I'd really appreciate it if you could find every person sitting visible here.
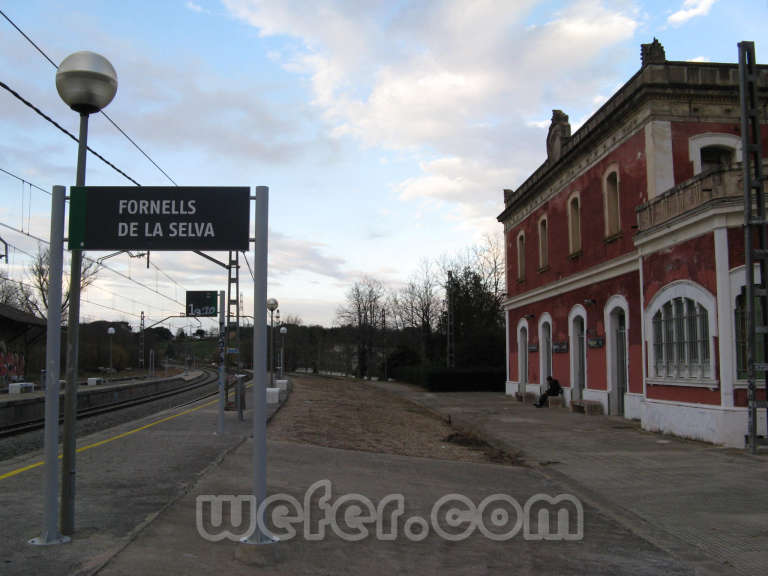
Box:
[534,376,561,407]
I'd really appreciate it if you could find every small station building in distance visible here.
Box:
[497,39,768,447]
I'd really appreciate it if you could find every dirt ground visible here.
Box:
[268,374,521,465]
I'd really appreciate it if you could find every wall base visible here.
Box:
[624,392,644,420]
[642,399,767,448]
[583,388,608,414]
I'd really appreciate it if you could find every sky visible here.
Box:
[0,0,764,334]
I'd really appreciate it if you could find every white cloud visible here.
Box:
[688,56,710,62]
[667,0,717,26]
[224,0,640,237]
[185,2,206,14]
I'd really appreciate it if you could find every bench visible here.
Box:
[547,396,565,408]
[571,399,604,415]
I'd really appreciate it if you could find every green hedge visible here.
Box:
[391,366,505,392]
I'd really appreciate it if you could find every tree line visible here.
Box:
[280,235,507,387]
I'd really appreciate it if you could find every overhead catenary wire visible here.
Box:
[0,8,177,186]
[0,167,52,196]
[0,80,140,186]
[0,222,184,307]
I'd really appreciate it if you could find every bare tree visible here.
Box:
[0,270,23,308]
[20,246,100,321]
[336,276,386,377]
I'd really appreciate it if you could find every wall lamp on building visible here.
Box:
[583,298,597,306]
[524,313,535,319]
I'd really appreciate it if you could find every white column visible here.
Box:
[714,227,733,407]
[505,309,510,385]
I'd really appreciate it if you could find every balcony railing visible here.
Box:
[636,166,750,231]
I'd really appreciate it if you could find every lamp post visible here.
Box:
[266,299,278,386]
[280,326,287,379]
[56,51,118,537]
[107,326,115,372]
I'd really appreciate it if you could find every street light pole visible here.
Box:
[56,51,117,537]
[107,326,115,372]
[266,299,278,387]
[280,326,287,379]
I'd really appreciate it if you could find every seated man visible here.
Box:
[534,376,561,407]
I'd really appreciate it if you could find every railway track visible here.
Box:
[0,368,221,439]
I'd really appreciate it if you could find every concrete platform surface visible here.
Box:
[369,381,768,576]
[0,381,284,576]
[98,440,691,576]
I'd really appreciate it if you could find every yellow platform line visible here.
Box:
[0,394,223,482]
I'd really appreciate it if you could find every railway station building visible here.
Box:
[498,39,768,447]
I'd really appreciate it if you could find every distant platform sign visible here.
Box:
[186,291,218,317]
[68,186,250,250]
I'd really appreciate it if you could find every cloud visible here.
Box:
[269,230,349,280]
[224,0,640,236]
[667,0,717,26]
[185,2,207,14]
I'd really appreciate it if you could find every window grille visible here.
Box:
[651,297,710,379]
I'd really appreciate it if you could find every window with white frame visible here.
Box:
[603,169,620,237]
[538,216,548,269]
[568,194,581,254]
[651,297,710,379]
[517,232,526,281]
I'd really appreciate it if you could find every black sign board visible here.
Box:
[588,337,604,349]
[527,344,538,352]
[553,341,569,353]
[69,187,250,250]
[186,291,218,317]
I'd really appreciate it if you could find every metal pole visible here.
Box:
[269,310,274,386]
[280,332,285,378]
[61,112,89,536]
[217,290,226,435]
[244,186,270,544]
[30,185,68,545]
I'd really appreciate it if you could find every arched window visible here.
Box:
[538,216,548,269]
[603,169,620,238]
[568,194,581,255]
[517,232,526,281]
[649,289,713,380]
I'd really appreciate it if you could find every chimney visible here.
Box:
[641,38,666,66]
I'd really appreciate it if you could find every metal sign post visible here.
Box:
[243,186,272,545]
[217,290,226,435]
[29,185,68,546]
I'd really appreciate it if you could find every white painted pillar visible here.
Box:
[714,227,733,407]
[505,309,510,386]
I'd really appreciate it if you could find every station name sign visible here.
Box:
[68,186,250,251]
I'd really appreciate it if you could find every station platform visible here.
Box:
[0,380,285,576]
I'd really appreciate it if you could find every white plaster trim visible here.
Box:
[516,317,530,393]
[639,255,647,398]
[503,252,638,310]
[567,191,581,254]
[604,294,630,415]
[602,164,621,237]
[714,227,733,407]
[642,398,763,448]
[568,304,588,399]
[538,312,553,387]
[688,132,743,175]
[645,120,674,200]
[538,214,549,269]
[517,230,526,282]
[646,378,719,388]
[624,392,644,420]
[583,388,608,414]
[634,205,743,255]
[505,310,510,384]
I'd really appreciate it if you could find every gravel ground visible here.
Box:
[268,374,522,465]
[0,380,219,461]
